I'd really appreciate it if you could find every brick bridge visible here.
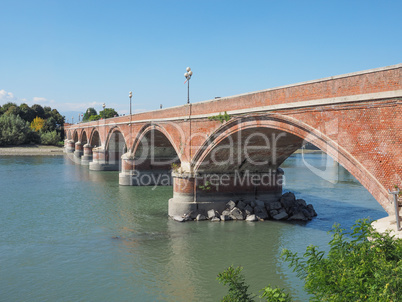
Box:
[64,64,401,217]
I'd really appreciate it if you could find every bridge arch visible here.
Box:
[193,113,391,213]
[132,123,182,166]
[89,128,101,147]
[72,130,78,143]
[105,127,127,165]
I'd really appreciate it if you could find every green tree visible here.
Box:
[217,266,254,302]
[0,102,18,115]
[282,219,402,301]
[31,104,45,119]
[99,108,118,119]
[89,114,101,121]
[19,103,36,122]
[49,109,64,125]
[0,114,32,146]
[40,130,61,145]
[42,117,57,132]
[83,107,98,121]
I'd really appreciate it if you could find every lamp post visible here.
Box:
[184,67,193,104]
[129,91,133,127]
[72,116,74,124]
[102,103,106,119]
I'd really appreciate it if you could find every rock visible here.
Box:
[307,204,317,216]
[207,209,218,219]
[195,214,206,221]
[254,199,265,208]
[296,199,307,207]
[244,205,254,215]
[269,209,278,217]
[229,207,244,220]
[173,216,185,222]
[246,214,258,222]
[226,200,237,210]
[222,209,231,216]
[266,201,282,211]
[273,211,289,220]
[280,192,296,211]
[288,212,308,221]
[250,200,256,208]
[237,200,247,210]
[211,217,221,222]
[254,206,269,220]
[220,215,232,221]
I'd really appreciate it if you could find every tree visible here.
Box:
[0,102,18,115]
[40,130,61,145]
[30,116,45,132]
[0,114,32,146]
[42,117,57,132]
[89,114,101,121]
[99,108,118,119]
[50,109,64,125]
[83,107,98,121]
[282,219,402,301]
[217,266,254,302]
[19,103,36,122]
[31,104,45,119]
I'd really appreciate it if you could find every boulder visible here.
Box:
[211,217,221,222]
[229,207,244,220]
[296,199,307,207]
[172,216,185,222]
[237,200,247,210]
[288,212,308,221]
[246,214,258,222]
[222,209,231,216]
[220,215,232,221]
[266,201,282,211]
[207,209,218,219]
[195,214,207,221]
[250,200,256,208]
[272,211,289,220]
[244,205,254,216]
[254,199,265,208]
[226,200,237,210]
[269,209,279,217]
[307,204,317,216]
[254,206,269,220]
[280,192,296,211]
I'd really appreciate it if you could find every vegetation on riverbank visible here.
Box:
[217,219,402,301]
[0,102,64,146]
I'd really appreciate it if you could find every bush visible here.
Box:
[217,266,254,302]
[0,114,32,146]
[282,219,402,301]
[40,131,61,145]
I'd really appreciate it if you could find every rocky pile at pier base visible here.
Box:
[172,192,317,222]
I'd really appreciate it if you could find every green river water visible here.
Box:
[0,153,387,301]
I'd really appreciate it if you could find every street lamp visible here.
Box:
[129,91,132,116]
[184,67,193,104]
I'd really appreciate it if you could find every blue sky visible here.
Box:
[1,0,401,120]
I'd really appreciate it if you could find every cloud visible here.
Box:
[0,89,16,104]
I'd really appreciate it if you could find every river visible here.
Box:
[0,152,387,301]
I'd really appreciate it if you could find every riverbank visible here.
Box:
[0,145,64,156]
[372,215,402,239]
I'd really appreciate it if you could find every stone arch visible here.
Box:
[72,130,78,143]
[132,123,181,172]
[105,127,127,165]
[193,113,391,213]
[89,129,101,147]
[81,130,88,145]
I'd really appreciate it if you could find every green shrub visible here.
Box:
[0,114,32,146]
[282,219,402,301]
[40,131,61,145]
[217,266,254,302]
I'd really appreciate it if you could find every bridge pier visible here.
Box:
[168,169,284,217]
[81,144,93,165]
[89,147,119,171]
[65,139,75,153]
[73,141,83,163]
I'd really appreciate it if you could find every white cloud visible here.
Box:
[0,89,16,104]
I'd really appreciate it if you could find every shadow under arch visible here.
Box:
[104,126,127,167]
[89,128,101,148]
[192,113,391,214]
[123,123,181,186]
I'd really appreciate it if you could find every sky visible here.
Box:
[1,0,401,121]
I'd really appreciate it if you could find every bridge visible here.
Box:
[64,64,402,217]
